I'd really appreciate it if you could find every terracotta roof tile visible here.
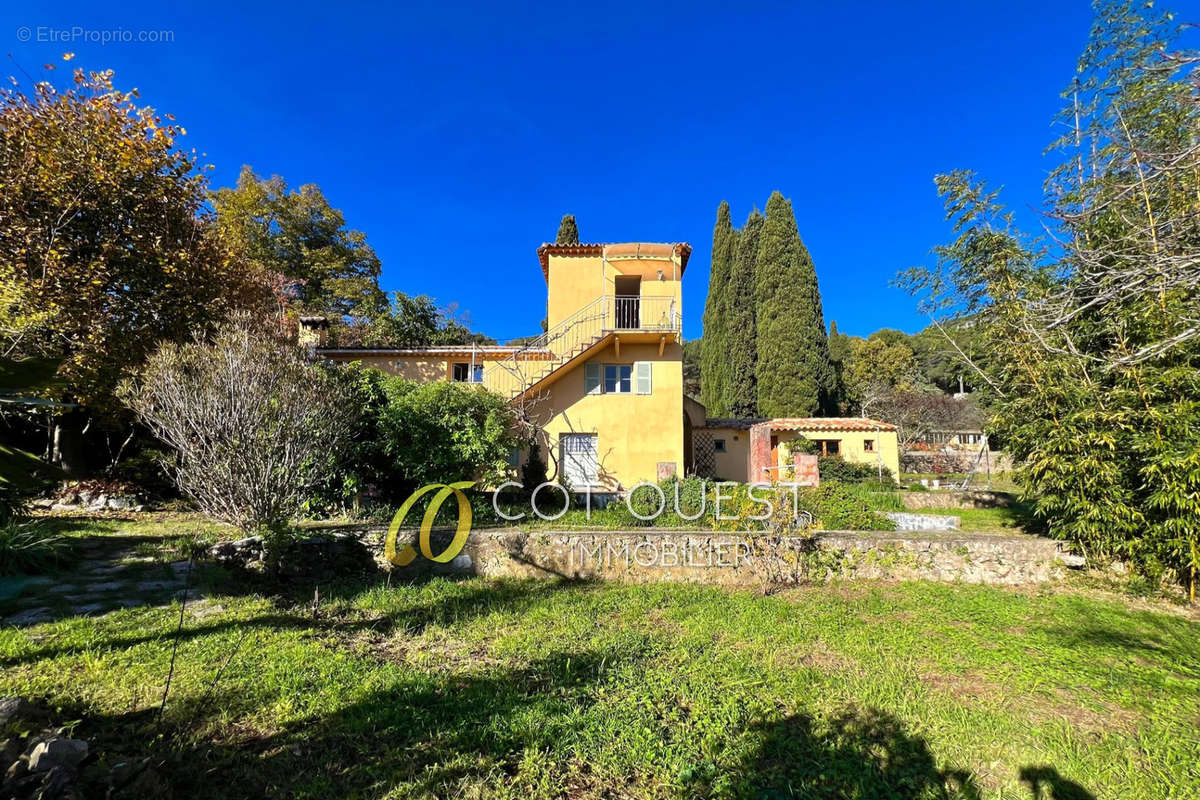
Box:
[764,418,897,432]
[536,242,692,280]
[703,417,897,432]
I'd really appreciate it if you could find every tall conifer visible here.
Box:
[754,192,833,416]
[700,201,735,415]
[555,214,579,244]
[723,209,763,417]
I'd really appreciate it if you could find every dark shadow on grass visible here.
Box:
[723,706,986,799]
[78,647,637,799]
[1020,766,1097,800]
[1,575,581,668]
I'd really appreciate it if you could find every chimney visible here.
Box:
[298,315,330,353]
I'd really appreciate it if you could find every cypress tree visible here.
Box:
[555,214,579,244]
[723,209,763,418]
[754,192,834,417]
[700,201,735,416]
[827,319,852,414]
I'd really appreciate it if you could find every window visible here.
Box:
[586,362,650,395]
[506,447,521,468]
[714,438,727,453]
[604,364,632,394]
[815,439,840,456]
[863,439,875,452]
[452,362,483,383]
[561,434,599,487]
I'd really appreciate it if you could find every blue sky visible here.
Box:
[4,1,1099,340]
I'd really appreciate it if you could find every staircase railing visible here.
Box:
[483,294,679,399]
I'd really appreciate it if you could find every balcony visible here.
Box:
[481,294,680,399]
[609,295,678,332]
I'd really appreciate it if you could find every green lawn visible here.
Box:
[2,521,1198,799]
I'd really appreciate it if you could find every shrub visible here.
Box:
[0,521,67,575]
[818,455,893,485]
[120,315,354,534]
[798,483,897,531]
[612,475,711,528]
[304,365,392,514]
[375,376,518,498]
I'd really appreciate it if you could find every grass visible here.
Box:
[2,518,1198,799]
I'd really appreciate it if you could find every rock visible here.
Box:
[106,496,139,510]
[1058,552,1086,568]
[81,581,127,592]
[30,498,54,509]
[28,738,88,772]
[0,697,26,726]
[4,754,29,783]
[39,764,85,798]
[6,608,53,626]
[134,580,183,592]
[209,536,265,566]
[50,503,78,512]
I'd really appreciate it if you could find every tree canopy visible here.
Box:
[0,66,267,416]
[899,0,1200,584]
[700,202,735,416]
[755,192,834,417]
[213,165,386,320]
[555,214,580,245]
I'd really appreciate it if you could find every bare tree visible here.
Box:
[120,315,354,533]
[874,390,981,449]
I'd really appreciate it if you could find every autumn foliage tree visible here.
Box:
[0,63,268,469]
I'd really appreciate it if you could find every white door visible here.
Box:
[561,434,598,488]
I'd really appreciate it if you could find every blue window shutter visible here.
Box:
[585,362,602,394]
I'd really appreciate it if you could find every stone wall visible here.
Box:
[899,490,1015,510]
[368,527,1065,587]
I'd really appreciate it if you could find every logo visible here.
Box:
[384,481,475,566]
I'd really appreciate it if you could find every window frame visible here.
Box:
[603,364,633,394]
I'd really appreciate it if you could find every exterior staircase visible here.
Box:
[483,294,678,400]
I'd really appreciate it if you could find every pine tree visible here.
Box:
[754,192,834,417]
[555,214,579,244]
[700,201,735,416]
[723,209,762,418]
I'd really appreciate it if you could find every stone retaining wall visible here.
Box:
[899,490,1014,510]
[370,528,1064,587]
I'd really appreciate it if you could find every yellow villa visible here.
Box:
[313,241,900,491]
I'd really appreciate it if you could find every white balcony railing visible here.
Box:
[482,294,679,399]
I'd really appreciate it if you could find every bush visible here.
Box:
[612,475,711,528]
[798,483,897,531]
[818,455,893,485]
[0,521,67,575]
[375,376,519,498]
[304,365,392,514]
[120,315,354,534]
